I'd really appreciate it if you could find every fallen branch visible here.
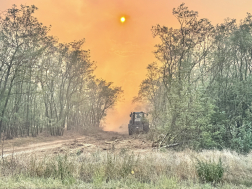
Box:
[159,132,169,146]
[161,143,180,148]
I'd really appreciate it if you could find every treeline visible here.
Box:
[0,5,122,139]
[137,3,252,153]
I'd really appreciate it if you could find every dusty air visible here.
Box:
[0,1,251,188]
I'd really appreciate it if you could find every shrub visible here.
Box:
[196,158,224,183]
[27,154,75,184]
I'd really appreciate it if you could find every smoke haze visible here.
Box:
[1,0,252,131]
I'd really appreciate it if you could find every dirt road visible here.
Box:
[1,129,153,157]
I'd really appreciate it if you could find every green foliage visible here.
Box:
[119,153,137,178]
[230,122,252,154]
[136,3,252,153]
[28,155,75,184]
[0,4,123,138]
[196,158,224,183]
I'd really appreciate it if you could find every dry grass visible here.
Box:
[0,148,252,188]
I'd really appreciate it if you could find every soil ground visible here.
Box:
[0,128,153,157]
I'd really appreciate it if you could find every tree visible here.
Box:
[0,5,53,137]
[142,3,214,146]
[137,4,252,153]
[0,4,123,138]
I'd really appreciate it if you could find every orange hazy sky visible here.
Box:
[1,0,252,131]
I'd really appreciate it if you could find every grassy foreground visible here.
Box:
[0,148,252,188]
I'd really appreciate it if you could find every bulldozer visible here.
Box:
[128,112,149,135]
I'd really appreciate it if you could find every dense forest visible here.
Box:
[2,3,252,154]
[137,3,252,153]
[0,5,123,139]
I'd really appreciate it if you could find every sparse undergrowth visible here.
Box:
[0,149,252,188]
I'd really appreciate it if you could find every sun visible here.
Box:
[120,16,126,23]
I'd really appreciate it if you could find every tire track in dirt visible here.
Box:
[1,130,153,157]
[2,137,84,157]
